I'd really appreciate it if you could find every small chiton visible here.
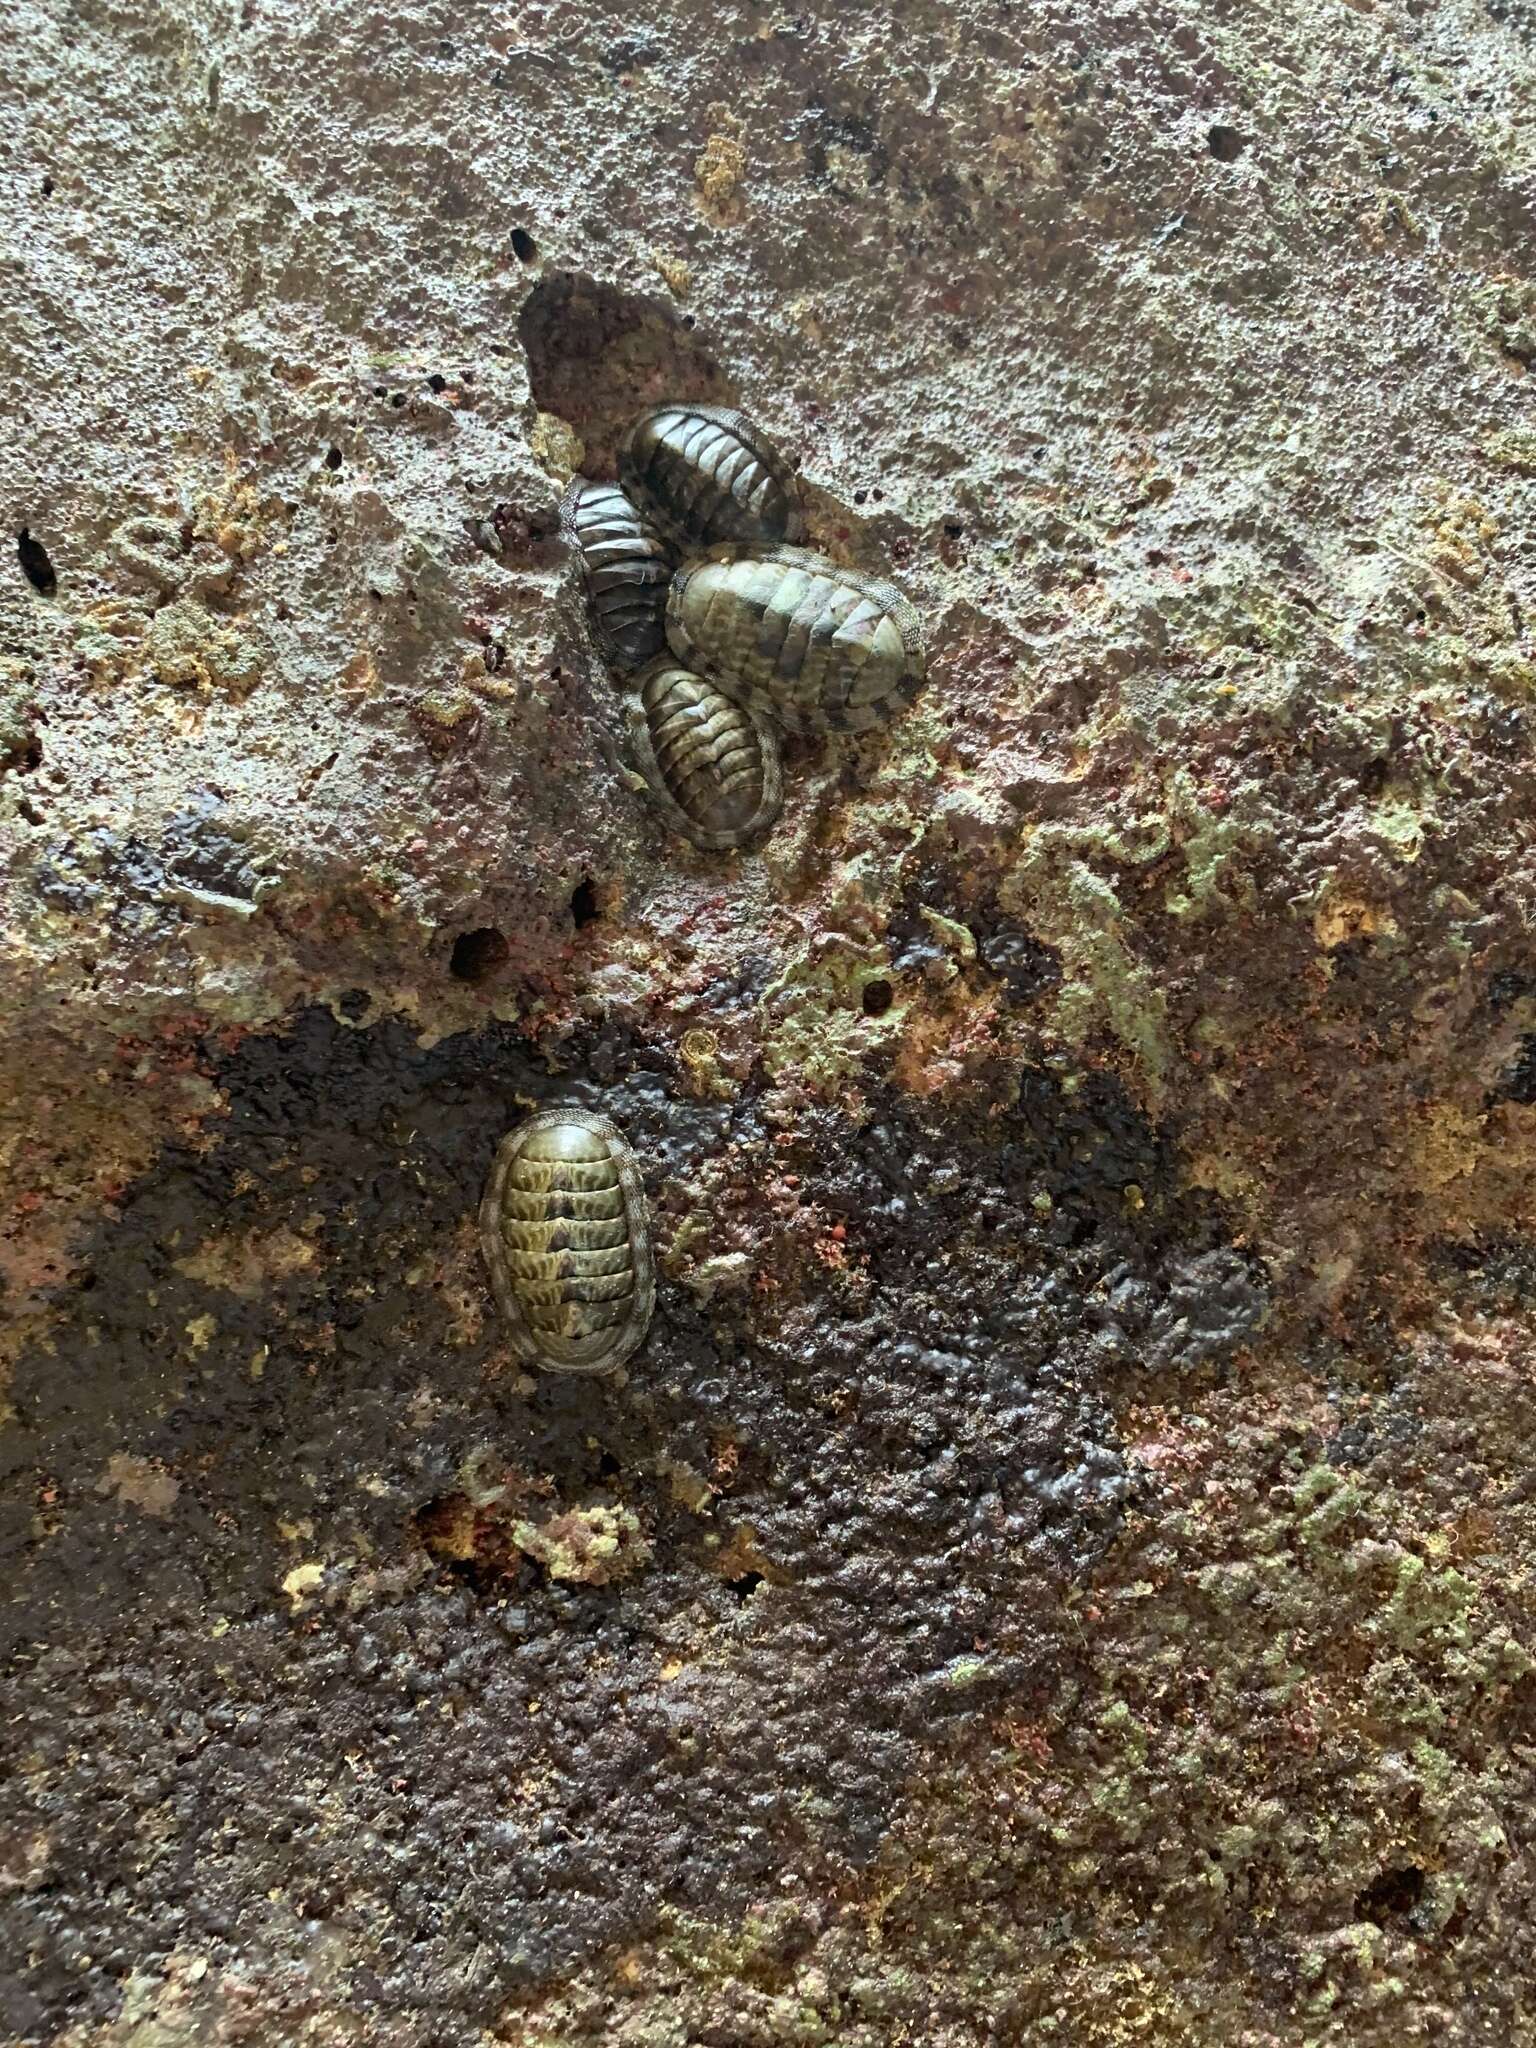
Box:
[561,477,674,672]
[621,404,804,549]
[666,543,927,734]
[624,657,783,851]
[480,1109,653,1374]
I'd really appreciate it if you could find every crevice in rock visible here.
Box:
[516,270,735,474]
[17,527,57,596]
[450,927,511,983]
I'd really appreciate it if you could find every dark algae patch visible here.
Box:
[0,1007,1256,2042]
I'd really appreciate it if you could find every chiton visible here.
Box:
[666,543,927,734]
[480,1109,653,1374]
[621,404,804,549]
[625,657,783,851]
[561,477,674,671]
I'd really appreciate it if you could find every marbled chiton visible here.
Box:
[625,656,783,850]
[561,477,674,671]
[480,1110,653,1374]
[666,542,926,734]
[622,403,804,549]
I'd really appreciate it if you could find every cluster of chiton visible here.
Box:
[561,402,928,853]
[482,410,926,1372]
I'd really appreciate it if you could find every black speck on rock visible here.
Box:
[1495,1033,1536,1104]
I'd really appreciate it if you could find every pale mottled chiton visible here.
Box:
[480,1110,653,1374]
[621,404,804,549]
[666,543,926,734]
[625,657,783,851]
[561,477,674,672]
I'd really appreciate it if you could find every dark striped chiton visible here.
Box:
[666,543,927,734]
[621,404,804,549]
[624,657,783,851]
[561,477,674,672]
[480,1110,653,1374]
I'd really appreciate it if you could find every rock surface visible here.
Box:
[4,0,1536,2041]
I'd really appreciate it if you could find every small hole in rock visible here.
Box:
[1208,124,1245,162]
[415,1492,519,1594]
[1497,1035,1536,1105]
[323,445,342,470]
[17,529,56,596]
[570,878,600,929]
[427,373,446,393]
[726,1571,764,1601]
[40,175,54,196]
[1355,1865,1425,1927]
[449,927,510,983]
[862,979,894,1016]
[943,521,964,540]
[511,227,538,264]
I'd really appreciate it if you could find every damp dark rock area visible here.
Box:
[0,1007,1254,2040]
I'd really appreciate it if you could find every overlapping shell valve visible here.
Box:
[491,404,928,1372]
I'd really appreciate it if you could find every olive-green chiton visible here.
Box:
[561,477,674,672]
[666,542,927,734]
[625,656,783,851]
[480,1110,654,1374]
[622,403,804,549]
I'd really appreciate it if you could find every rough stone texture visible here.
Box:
[4,0,1536,2042]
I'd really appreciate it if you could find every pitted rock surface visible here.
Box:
[6,0,1536,2042]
